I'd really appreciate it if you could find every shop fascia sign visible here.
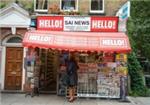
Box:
[37,16,118,32]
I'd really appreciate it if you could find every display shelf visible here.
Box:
[39,49,57,91]
[57,72,66,96]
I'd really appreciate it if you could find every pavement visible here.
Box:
[128,97,150,105]
[0,93,150,105]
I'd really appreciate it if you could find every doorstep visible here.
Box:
[39,91,57,94]
[1,90,25,94]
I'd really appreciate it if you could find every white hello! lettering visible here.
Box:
[102,39,125,46]
[39,20,62,28]
[29,35,51,42]
[92,20,116,29]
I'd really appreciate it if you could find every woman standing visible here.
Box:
[66,53,79,102]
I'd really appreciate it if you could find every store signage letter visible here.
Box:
[101,39,126,46]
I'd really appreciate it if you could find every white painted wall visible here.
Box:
[0,3,30,91]
[1,46,6,90]
[0,46,2,89]
[22,47,27,91]
[0,11,30,27]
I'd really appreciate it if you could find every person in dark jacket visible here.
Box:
[66,53,79,102]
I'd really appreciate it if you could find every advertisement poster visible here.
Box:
[116,54,127,62]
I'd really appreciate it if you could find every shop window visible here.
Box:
[90,0,104,13]
[34,0,48,12]
[145,75,150,88]
[7,37,22,43]
[61,0,78,11]
[140,60,150,75]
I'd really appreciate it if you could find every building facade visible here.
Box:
[0,3,30,90]
[0,0,129,97]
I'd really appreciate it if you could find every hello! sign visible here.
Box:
[37,16,118,32]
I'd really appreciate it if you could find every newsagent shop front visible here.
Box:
[23,16,131,98]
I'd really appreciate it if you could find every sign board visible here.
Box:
[30,19,37,27]
[37,16,118,32]
[64,17,90,31]
[91,17,118,32]
[116,1,130,20]
[116,1,130,32]
[37,16,63,31]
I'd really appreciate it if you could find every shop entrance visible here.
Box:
[39,49,59,93]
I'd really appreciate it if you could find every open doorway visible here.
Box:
[39,49,59,93]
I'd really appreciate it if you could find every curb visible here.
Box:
[127,96,144,105]
[127,96,137,105]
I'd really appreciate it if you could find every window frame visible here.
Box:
[60,0,78,12]
[2,35,22,47]
[144,75,150,88]
[7,37,22,43]
[90,0,104,13]
[34,0,48,12]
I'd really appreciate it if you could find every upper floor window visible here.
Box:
[34,0,48,12]
[61,0,78,11]
[90,0,104,13]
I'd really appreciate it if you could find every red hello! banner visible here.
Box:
[37,16,118,32]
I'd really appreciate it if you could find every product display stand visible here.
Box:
[57,71,66,95]
[58,52,127,99]
[119,76,130,102]
[77,53,121,98]
[24,63,35,97]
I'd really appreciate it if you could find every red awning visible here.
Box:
[23,30,131,53]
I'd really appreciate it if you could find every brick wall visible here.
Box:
[105,0,128,16]
[1,0,128,16]
[47,0,128,16]
[0,28,27,41]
